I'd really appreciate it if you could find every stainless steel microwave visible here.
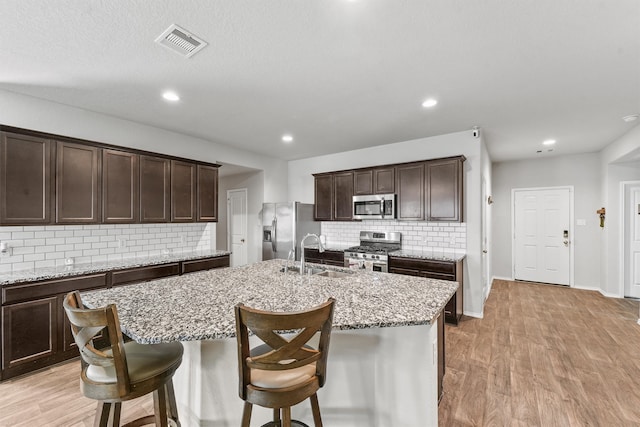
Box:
[353,194,396,220]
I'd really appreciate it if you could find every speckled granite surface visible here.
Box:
[81,259,457,344]
[389,249,466,262]
[0,250,231,286]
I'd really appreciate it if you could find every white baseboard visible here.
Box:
[463,310,483,319]
[598,289,624,298]
[491,276,513,282]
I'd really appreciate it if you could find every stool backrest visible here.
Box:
[235,298,336,399]
[63,291,130,397]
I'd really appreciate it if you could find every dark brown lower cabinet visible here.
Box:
[388,256,464,324]
[303,249,345,267]
[181,255,230,274]
[0,255,230,381]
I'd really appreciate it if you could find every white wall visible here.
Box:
[480,139,493,299]
[288,130,486,318]
[491,153,603,289]
[600,124,640,296]
[0,89,288,202]
[217,171,264,265]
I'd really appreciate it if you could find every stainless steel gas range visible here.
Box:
[344,231,401,273]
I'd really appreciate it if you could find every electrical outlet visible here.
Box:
[180,235,186,245]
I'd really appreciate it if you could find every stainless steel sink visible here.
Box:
[280,266,353,278]
[313,270,353,278]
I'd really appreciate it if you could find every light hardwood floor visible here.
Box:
[439,279,640,426]
[1,279,639,426]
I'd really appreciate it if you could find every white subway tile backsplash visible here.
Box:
[321,220,466,251]
[0,223,213,272]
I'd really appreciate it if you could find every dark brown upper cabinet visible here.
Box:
[396,163,424,220]
[333,171,354,221]
[171,160,196,222]
[314,174,333,221]
[140,155,171,223]
[197,164,218,222]
[0,132,52,225]
[102,149,138,223]
[56,141,100,224]
[426,157,464,222]
[374,167,395,194]
[353,167,395,196]
[353,169,373,195]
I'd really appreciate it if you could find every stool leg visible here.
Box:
[241,402,252,427]
[154,386,169,427]
[94,402,111,427]
[109,403,122,427]
[310,393,323,427]
[273,408,281,424]
[165,380,180,425]
[282,407,292,427]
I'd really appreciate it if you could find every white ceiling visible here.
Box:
[0,1,638,163]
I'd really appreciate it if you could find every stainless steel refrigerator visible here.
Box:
[262,202,320,261]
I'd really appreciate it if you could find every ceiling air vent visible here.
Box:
[155,24,208,58]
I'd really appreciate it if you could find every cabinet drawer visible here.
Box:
[181,256,229,274]
[2,274,108,305]
[388,257,456,277]
[304,249,344,263]
[111,263,180,286]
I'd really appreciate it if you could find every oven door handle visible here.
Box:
[380,199,385,219]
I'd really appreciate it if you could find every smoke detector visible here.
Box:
[155,24,208,58]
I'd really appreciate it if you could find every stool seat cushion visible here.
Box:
[86,341,183,384]
[250,362,316,389]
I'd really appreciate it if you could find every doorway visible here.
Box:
[512,187,573,286]
[227,188,248,267]
[622,181,640,298]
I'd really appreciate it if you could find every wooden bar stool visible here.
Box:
[234,298,336,427]
[63,291,183,427]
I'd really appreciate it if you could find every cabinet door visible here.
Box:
[374,167,395,194]
[396,163,424,220]
[56,141,100,223]
[197,164,218,222]
[103,149,138,223]
[353,169,373,195]
[0,132,52,224]
[333,172,354,221]
[171,160,196,222]
[314,174,333,221]
[140,155,170,223]
[426,157,463,222]
[2,297,58,373]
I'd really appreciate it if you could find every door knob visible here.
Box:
[241,239,245,243]
[482,249,487,253]
[563,240,569,246]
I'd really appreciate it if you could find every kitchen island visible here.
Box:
[82,259,457,427]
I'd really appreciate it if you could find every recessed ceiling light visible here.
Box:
[162,91,180,102]
[282,135,293,143]
[421,98,438,108]
[623,114,639,122]
[543,139,556,146]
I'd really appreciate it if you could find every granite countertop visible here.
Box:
[81,259,457,344]
[389,249,466,262]
[0,250,231,286]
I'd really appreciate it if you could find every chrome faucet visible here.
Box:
[299,233,324,276]
[284,249,295,273]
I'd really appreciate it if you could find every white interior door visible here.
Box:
[482,176,489,300]
[624,183,640,298]
[227,189,248,267]
[513,187,572,285]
